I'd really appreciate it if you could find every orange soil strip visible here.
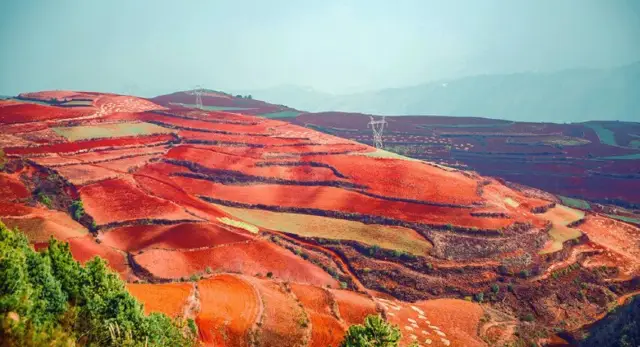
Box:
[127,282,193,317]
[0,103,92,124]
[31,146,167,167]
[79,178,197,225]
[174,178,512,229]
[0,202,34,217]
[167,145,349,182]
[290,283,346,347]
[579,215,640,277]
[55,164,119,186]
[1,209,87,243]
[101,222,253,252]
[133,163,227,220]
[66,235,129,275]
[196,275,260,346]
[304,154,482,205]
[243,277,307,347]
[330,289,378,326]
[5,134,174,156]
[134,240,339,287]
[139,112,273,134]
[0,173,29,201]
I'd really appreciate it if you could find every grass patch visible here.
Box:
[53,122,173,141]
[559,196,591,210]
[258,110,301,119]
[213,204,433,257]
[539,205,584,254]
[216,216,259,234]
[585,123,617,146]
[504,197,520,208]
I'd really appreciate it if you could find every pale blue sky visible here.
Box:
[1,0,639,96]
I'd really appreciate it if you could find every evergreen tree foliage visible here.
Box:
[0,221,196,346]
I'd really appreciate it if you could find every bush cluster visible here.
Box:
[0,221,196,346]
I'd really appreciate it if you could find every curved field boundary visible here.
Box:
[148,110,260,125]
[212,203,433,257]
[199,196,509,236]
[5,134,176,157]
[127,282,194,318]
[255,161,349,179]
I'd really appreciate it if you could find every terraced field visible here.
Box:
[1,90,639,346]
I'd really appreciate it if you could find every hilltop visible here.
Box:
[1,90,639,346]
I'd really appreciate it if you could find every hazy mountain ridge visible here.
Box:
[247,62,640,123]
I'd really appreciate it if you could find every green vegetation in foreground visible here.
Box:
[340,314,403,347]
[0,221,196,346]
[605,214,640,225]
[579,296,640,347]
[559,196,592,210]
[53,122,173,141]
[585,123,617,146]
[258,110,301,119]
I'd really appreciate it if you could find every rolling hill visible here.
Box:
[1,90,639,346]
[244,61,640,123]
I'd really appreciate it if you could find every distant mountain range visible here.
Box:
[242,61,640,123]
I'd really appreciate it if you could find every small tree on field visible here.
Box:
[340,314,401,347]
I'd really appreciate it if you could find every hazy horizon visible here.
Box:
[1,0,639,97]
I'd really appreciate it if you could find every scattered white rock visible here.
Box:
[408,318,417,323]
[424,339,432,345]
[441,338,451,346]
[405,326,414,331]
[435,330,446,337]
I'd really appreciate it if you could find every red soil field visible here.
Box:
[0,209,87,243]
[166,145,348,182]
[173,178,514,229]
[306,154,482,205]
[95,154,158,172]
[101,223,253,252]
[133,164,227,220]
[139,112,273,134]
[0,202,34,217]
[196,275,260,346]
[134,240,339,287]
[0,103,93,124]
[127,282,193,318]
[0,122,50,135]
[290,283,346,347]
[55,164,119,186]
[5,134,174,156]
[79,178,197,225]
[178,130,315,146]
[412,299,485,346]
[66,235,129,275]
[0,173,29,201]
[93,95,165,113]
[329,289,378,326]
[243,277,307,347]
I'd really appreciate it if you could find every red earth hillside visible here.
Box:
[1,90,639,346]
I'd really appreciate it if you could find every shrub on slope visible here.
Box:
[0,221,196,346]
[340,314,403,347]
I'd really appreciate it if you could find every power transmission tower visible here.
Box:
[367,116,388,149]
[193,85,203,109]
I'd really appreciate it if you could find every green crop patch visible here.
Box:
[53,122,173,141]
[606,214,640,225]
[259,111,301,119]
[559,196,591,210]
[585,123,617,146]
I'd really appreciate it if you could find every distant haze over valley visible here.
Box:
[239,61,640,123]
